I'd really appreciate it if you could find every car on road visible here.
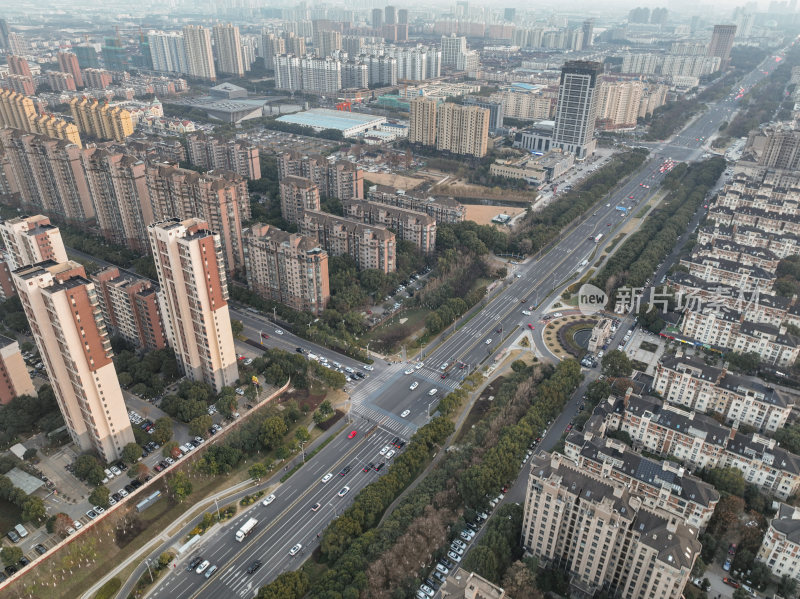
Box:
[521,310,531,315]
[374,463,384,472]
[338,486,350,497]
[262,494,276,506]
[410,381,418,390]
[428,388,438,396]
[379,445,390,455]
[401,409,410,417]
[247,559,263,573]
[415,362,423,370]
[321,472,333,483]
[311,502,321,512]
[404,368,414,375]
[527,323,534,330]
[386,450,396,459]
[289,544,302,556]
[205,565,218,579]
[553,312,563,318]
[363,462,375,472]
[275,329,284,335]
[244,358,253,366]
[339,465,352,476]
[196,560,210,574]
[348,430,357,439]
[485,338,492,345]
[187,556,203,571]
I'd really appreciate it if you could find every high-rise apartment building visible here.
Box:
[314,29,342,59]
[213,23,245,77]
[300,56,342,93]
[148,31,189,74]
[372,8,383,29]
[366,55,397,86]
[69,97,134,142]
[0,19,9,51]
[522,452,700,599]
[385,6,396,25]
[397,9,409,42]
[277,152,363,201]
[12,259,135,462]
[91,267,166,352]
[409,97,438,146]
[436,103,490,158]
[57,52,84,88]
[261,32,285,71]
[301,210,396,273]
[0,215,68,270]
[279,176,321,225]
[284,31,306,56]
[46,71,76,92]
[0,335,35,404]
[274,54,302,91]
[441,34,466,68]
[82,68,113,90]
[243,224,330,315]
[342,200,436,253]
[552,60,602,159]
[186,132,261,179]
[7,55,31,78]
[582,19,595,49]
[6,74,35,96]
[342,61,369,89]
[708,24,737,67]
[183,25,217,80]
[148,218,237,393]
[0,89,37,131]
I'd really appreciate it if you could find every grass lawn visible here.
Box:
[360,306,429,353]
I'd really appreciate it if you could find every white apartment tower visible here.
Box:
[183,25,217,81]
[148,218,237,393]
[0,214,68,270]
[148,31,189,74]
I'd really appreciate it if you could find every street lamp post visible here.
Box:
[146,559,154,583]
[300,442,306,463]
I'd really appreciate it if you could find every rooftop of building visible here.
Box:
[245,223,326,254]
[304,210,395,240]
[276,108,386,132]
[768,503,800,545]
[439,567,506,598]
[621,394,731,447]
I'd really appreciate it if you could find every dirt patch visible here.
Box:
[279,388,325,412]
[362,171,425,190]
[431,179,536,203]
[465,204,527,226]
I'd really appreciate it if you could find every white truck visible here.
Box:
[235,517,258,542]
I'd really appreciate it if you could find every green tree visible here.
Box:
[74,454,105,486]
[167,472,193,502]
[779,574,797,598]
[162,441,180,458]
[705,467,746,496]
[158,552,174,568]
[248,463,268,481]
[231,319,244,337]
[89,485,110,508]
[189,414,213,438]
[152,417,173,445]
[21,495,46,523]
[601,350,633,378]
[260,416,287,449]
[1,546,22,567]
[256,570,309,599]
[733,589,750,599]
[121,442,143,464]
[295,427,311,444]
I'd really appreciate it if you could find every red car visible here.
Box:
[348,430,357,439]
[628,195,634,199]
[723,578,740,589]
[527,324,535,330]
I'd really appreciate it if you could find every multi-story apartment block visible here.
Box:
[7,55,31,78]
[757,503,800,583]
[145,163,250,273]
[183,25,216,81]
[698,222,800,261]
[0,259,16,299]
[680,305,800,367]
[301,210,396,272]
[342,199,436,253]
[596,80,643,129]
[147,31,189,75]
[341,61,368,90]
[0,89,81,145]
[69,97,134,142]
[367,185,466,223]
[489,87,556,121]
[91,266,166,352]
[436,103,489,158]
[653,353,792,432]
[81,68,113,90]
[0,334,34,404]
[564,432,719,530]
[690,241,780,273]
[678,255,777,292]
[4,74,35,96]
[57,51,84,88]
[213,24,244,77]
[522,452,700,599]
[277,152,363,201]
[273,54,302,91]
[12,259,135,462]
[603,392,800,500]
[186,132,261,180]
[261,32,285,71]
[243,224,330,315]
[148,218,237,393]
[279,176,321,225]
[46,71,76,92]
[300,56,342,94]
[409,96,438,147]
[0,214,68,270]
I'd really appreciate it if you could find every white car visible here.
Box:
[460,529,475,541]
[338,486,350,497]
[404,368,414,375]
[410,382,418,390]
[447,551,462,562]
[428,388,438,396]
[196,560,210,574]
[401,409,410,418]
[450,544,464,556]
[262,493,276,506]
[73,520,82,530]
[521,310,531,315]
[110,466,121,476]
[485,338,492,345]
[321,473,333,483]
[235,388,245,396]
[553,312,563,318]
[415,362,423,370]
[363,365,374,371]
[379,445,390,455]
[386,450,396,459]
[419,585,435,598]
[452,539,466,550]
[289,543,302,556]
[275,329,284,335]
[436,563,449,575]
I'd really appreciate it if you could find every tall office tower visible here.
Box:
[552,60,602,159]
[300,56,342,93]
[91,267,166,352]
[57,51,84,88]
[385,6,397,25]
[213,23,244,77]
[284,31,306,56]
[148,31,189,74]
[441,34,467,68]
[436,103,490,158]
[148,219,237,393]
[0,215,68,270]
[183,25,216,81]
[409,97,438,146]
[243,224,330,315]
[0,335,34,404]
[279,176,321,224]
[372,8,383,29]
[314,29,342,58]
[145,164,250,273]
[261,32,285,70]
[0,19,9,51]
[397,9,409,41]
[69,97,134,142]
[708,25,737,67]
[522,453,700,599]
[274,54,302,91]
[7,55,31,77]
[12,259,135,462]
[582,19,595,49]
[504,8,516,22]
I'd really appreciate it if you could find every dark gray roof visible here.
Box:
[726,432,800,474]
